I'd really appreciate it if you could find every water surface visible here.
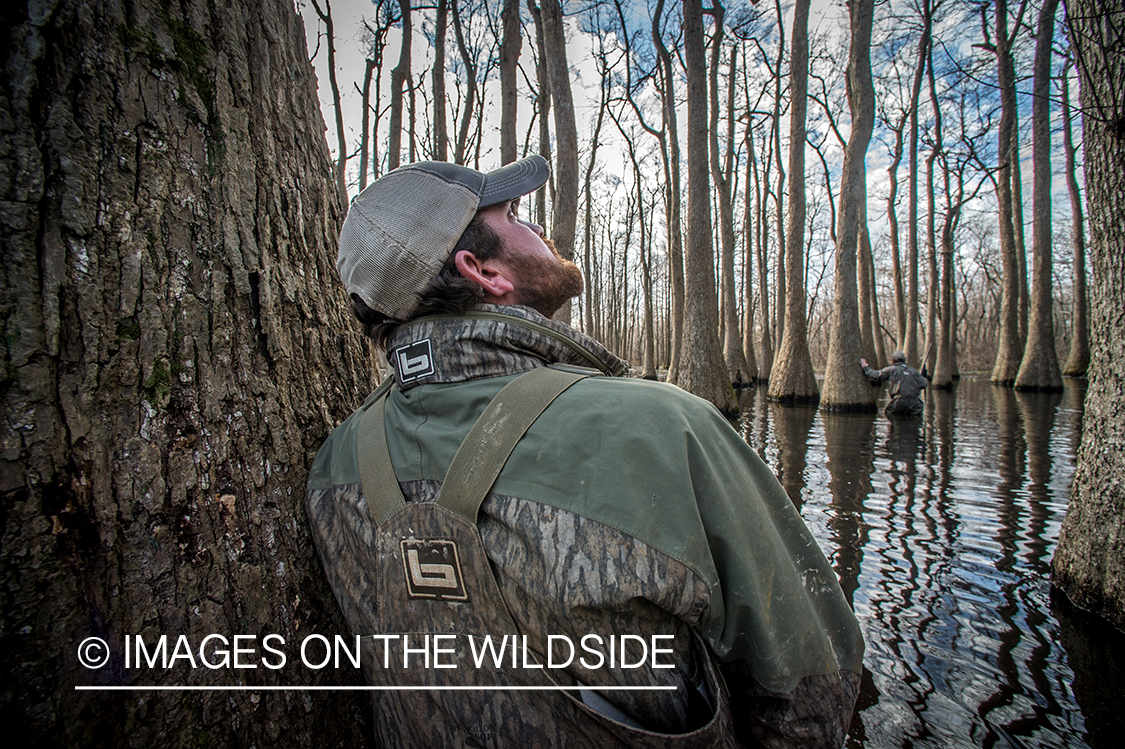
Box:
[734,378,1124,749]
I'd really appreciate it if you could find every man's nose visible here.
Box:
[520,218,544,237]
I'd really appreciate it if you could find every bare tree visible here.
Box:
[388,0,413,171]
[1061,56,1089,377]
[539,0,579,325]
[905,0,934,365]
[678,0,736,412]
[768,0,819,403]
[821,0,876,411]
[527,0,553,225]
[1,0,380,743]
[710,12,752,388]
[500,0,522,163]
[1014,0,1063,390]
[983,0,1029,384]
[433,0,449,161]
[312,0,348,198]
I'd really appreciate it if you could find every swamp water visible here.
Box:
[732,378,1124,748]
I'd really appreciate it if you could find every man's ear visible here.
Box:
[454,250,516,300]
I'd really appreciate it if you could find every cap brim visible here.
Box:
[479,155,550,208]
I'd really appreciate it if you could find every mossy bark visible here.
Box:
[1,0,379,744]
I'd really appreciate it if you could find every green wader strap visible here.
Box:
[357,365,588,527]
[435,365,587,522]
[357,378,406,525]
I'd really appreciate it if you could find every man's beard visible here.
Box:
[504,238,584,318]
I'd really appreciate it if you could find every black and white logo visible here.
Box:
[401,538,469,601]
[395,339,435,383]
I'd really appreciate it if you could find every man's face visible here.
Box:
[477,197,583,317]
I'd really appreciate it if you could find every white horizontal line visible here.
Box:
[75,685,677,692]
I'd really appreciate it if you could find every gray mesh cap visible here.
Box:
[337,155,550,320]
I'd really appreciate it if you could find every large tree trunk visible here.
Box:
[540,0,579,326]
[990,0,1024,384]
[499,0,522,164]
[681,0,736,414]
[1,0,380,745]
[768,0,819,404]
[1051,0,1125,630]
[1061,59,1089,377]
[821,0,876,411]
[1015,0,1063,391]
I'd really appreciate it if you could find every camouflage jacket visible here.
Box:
[861,362,929,404]
[306,304,863,748]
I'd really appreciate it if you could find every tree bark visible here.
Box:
[821,0,876,411]
[451,0,477,165]
[1,0,380,744]
[681,0,737,414]
[1015,0,1063,391]
[768,0,818,404]
[528,0,552,226]
[1061,58,1089,377]
[1052,0,1125,631]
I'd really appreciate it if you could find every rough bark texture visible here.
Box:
[1015,0,1062,391]
[821,0,876,412]
[1,0,380,745]
[767,0,819,404]
[1051,0,1125,630]
[680,0,736,414]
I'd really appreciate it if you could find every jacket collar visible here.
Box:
[385,304,629,390]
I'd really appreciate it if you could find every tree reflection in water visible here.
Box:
[734,378,1121,748]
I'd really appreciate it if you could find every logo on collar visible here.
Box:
[395,339,435,383]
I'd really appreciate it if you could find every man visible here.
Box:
[306,156,864,748]
[860,351,930,418]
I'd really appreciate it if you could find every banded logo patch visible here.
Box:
[395,339,435,383]
[401,538,469,601]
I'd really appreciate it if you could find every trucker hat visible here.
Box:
[337,155,550,320]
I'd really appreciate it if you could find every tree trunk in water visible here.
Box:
[821,0,876,411]
[1051,0,1125,630]
[1061,60,1089,377]
[681,0,736,414]
[887,114,907,348]
[742,119,759,382]
[1015,0,1062,391]
[768,0,818,404]
[0,0,381,744]
[499,0,522,165]
[991,0,1023,384]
